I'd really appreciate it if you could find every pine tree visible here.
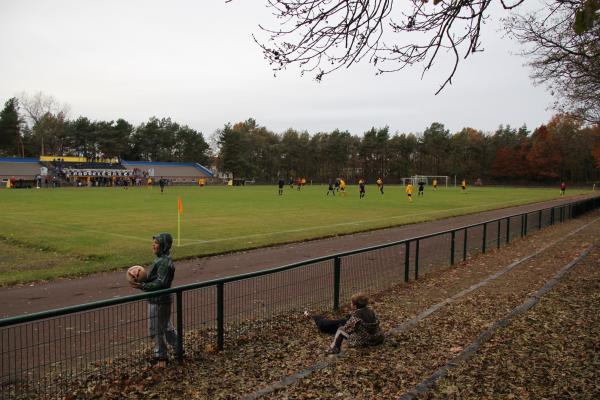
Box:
[0,98,21,156]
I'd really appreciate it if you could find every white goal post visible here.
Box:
[401,175,449,187]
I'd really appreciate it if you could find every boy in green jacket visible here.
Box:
[130,233,177,366]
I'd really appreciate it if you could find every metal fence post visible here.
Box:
[415,239,420,280]
[217,282,224,351]
[450,231,456,265]
[506,217,510,244]
[497,219,501,249]
[482,223,487,254]
[333,256,341,311]
[569,204,573,219]
[520,214,525,238]
[463,227,468,262]
[524,213,528,236]
[538,210,542,230]
[175,291,184,362]
[404,241,410,282]
[550,207,555,225]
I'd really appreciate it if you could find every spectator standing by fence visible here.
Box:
[560,181,566,195]
[130,233,177,367]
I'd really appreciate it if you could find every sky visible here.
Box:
[0,0,554,139]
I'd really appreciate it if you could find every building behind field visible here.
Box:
[0,157,213,188]
[121,160,213,185]
[0,157,43,188]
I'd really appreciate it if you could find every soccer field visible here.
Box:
[0,184,588,286]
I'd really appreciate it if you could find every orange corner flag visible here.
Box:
[177,196,183,216]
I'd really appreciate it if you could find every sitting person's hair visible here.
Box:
[351,293,369,309]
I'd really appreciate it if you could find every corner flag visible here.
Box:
[177,196,183,216]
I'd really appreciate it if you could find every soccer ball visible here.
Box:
[127,265,147,283]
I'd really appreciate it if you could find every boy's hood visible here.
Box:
[153,233,173,256]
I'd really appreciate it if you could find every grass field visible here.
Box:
[0,184,590,286]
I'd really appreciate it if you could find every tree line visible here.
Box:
[216,117,600,184]
[1,94,599,183]
[0,94,210,166]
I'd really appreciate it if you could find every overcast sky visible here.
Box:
[0,0,553,138]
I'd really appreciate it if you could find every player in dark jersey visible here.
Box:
[359,179,366,199]
[327,179,336,196]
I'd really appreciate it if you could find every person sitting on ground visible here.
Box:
[326,293,384,354]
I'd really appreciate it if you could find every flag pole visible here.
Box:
[177,196,182,247]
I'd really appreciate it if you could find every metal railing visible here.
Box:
[1,196,599,399]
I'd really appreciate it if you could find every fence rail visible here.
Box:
[2,196,600,399]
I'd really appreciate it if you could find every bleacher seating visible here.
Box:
[52,161,125,170]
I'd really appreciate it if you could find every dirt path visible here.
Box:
[0,195,590,319]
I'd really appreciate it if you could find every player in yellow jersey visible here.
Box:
[432,179,437,190]
[461,179,467,193]
[339,178,346,196]
[406,182,413,202]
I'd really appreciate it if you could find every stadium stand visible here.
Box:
[121,161,213,184]
[0,157,44,188]
[1,157,213,188]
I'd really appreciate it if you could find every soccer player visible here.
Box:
[358,179,366,199]
[326,179,336,196]
[278,178,285,195]
[339,178,347,196]
[159,177,166,194]
[560,181,566,195]
[418,181,425,196]
[376,177,384,195]
[432,179,438,190]
[461,179,467,193]
[406,182,413,202]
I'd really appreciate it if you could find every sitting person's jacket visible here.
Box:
[342,306,384,347]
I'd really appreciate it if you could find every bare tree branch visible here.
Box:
[252,0,526,93]
[505,0,600,124]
